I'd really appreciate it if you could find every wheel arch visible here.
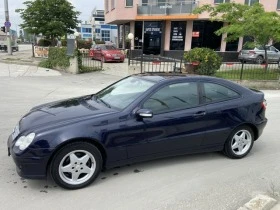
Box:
[47,138,107,175]
[236,123,259,140]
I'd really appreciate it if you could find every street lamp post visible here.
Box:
[4,0,12,55]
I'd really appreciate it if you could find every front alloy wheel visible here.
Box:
[51,142,102,189]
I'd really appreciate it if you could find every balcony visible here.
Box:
[137,0,198,16]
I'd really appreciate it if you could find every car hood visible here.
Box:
[19,96,116,132]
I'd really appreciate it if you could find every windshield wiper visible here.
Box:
[96,97,111,108]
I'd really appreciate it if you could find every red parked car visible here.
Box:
[89,44,125,63]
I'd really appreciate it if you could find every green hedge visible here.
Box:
[38,39,52,47]
[184,48,222,75]
[39,47,70,69]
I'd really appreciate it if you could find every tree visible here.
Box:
[16,0,80,45]
[194,3,280,68]
[19,30,24,42]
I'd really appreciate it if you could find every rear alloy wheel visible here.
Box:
[223,126,254,159]
[51,142,102,189]
[255,56,264,64]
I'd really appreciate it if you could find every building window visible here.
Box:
[82,28,92,33]
[126,0,133,7]
[245,0,259,5]
[111,0,115,9]
[170,21,187,51]
[214,0,230,4]
[102,30,111,41]
[95,29,101,33]
[277,0,280,9]
[142,0,148,6]
[157,0,165,6]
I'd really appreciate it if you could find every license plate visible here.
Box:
[114,57,120,59]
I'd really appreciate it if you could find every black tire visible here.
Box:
[255,56,264,64]
[223,126,254,159]
[50,142,102,189]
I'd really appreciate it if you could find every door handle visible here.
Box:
[193,111,206,117]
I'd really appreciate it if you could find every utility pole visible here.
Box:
[4,0,12,55]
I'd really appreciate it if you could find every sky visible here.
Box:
[0,0,104,31]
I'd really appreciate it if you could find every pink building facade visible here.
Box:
[104,0,280,55]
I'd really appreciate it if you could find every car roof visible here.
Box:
[133,73,250,92]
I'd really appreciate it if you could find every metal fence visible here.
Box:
[216,63,280,81]
[128,52,280,80]
[128,51,183,73]
[79,52,103,72]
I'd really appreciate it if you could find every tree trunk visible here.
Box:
[264,45,268,71]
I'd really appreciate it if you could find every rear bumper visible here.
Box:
[255,118,268,140]
[7,135,51,179]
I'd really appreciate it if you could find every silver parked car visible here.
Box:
[238,45,280,64]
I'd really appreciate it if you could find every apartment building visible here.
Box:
[104,0,280,54]
[91,8,118,43]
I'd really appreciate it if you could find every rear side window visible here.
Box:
[203,83,239,103]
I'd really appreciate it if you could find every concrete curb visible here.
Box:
[238,194,277,210]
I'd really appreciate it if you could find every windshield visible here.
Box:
[95,77,156,109]
[100,45,117,50]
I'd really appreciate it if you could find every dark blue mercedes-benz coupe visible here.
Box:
[8,74,267,189]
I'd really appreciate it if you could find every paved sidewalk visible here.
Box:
[0,63,61,77]
[272,203,280,210]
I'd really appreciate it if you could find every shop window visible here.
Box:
[170,21,187,51]
[126,0,133,7]
[244,0,259,5]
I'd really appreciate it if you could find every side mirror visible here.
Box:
[136,109,153,119]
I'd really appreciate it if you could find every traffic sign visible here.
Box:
[4,21,11,28]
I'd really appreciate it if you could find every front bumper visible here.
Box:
[7,135,52,179]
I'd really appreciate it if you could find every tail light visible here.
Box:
[261,99,267,110]
[249,50,256,55]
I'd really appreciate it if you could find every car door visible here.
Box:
[126,81,207,158]
[200,82,242,148]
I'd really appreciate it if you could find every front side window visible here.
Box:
[95,77,155,110]
[143,82,199,114]
[214,0,230,4]
[203,83,239,103]
[126,0,133,7]
[244,0,259,6]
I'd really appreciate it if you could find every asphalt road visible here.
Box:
[0,71,279,210]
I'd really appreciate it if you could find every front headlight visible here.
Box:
[15,133,36,151]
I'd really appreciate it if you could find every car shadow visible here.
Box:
[18,150,256,191]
